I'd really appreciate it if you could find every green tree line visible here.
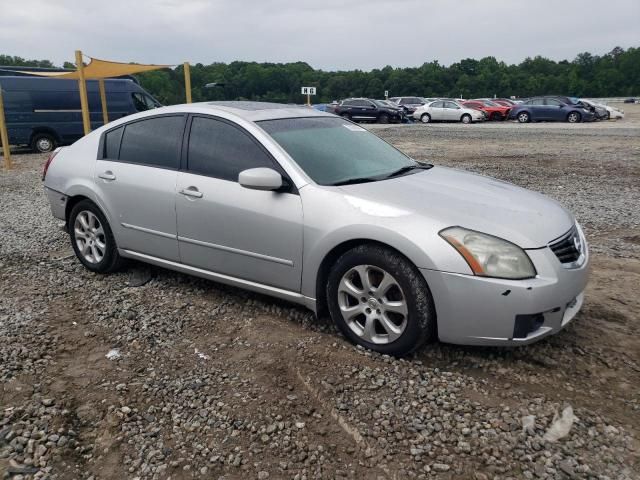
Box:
[2,47,638,104]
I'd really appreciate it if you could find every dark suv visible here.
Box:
[333,98,404,123]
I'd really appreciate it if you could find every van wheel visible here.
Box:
[31,133,56,153]
[326,244,436,356]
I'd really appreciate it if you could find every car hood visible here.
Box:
[336,166,574,248]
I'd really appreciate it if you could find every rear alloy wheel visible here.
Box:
[327,244,436,356]
[567,112,581,123]
[517,112,530,123]
[378,113,390,124]
[69,200,123,273]
[31,133,56,153]
[420,113,431,123]
[461,114,472,124]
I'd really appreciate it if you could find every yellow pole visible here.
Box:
[0,88,12,169]
[76,50,91,135]
[98,79,108,125]
[184,62,192,104]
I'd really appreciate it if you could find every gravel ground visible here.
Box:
[1,106,639,479]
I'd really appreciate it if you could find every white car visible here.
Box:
[413,100,485,124]
[582,99,624,120]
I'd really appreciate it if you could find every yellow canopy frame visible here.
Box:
[1,51,193,169]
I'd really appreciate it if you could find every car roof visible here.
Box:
[132,101,334,122]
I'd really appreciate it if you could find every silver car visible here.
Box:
[43,101,589,356]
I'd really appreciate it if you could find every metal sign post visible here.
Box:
[0,87,12,169]
[301,87,316,106]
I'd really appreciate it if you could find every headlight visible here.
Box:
[440,227,536,279]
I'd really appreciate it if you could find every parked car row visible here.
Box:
[324,95,625,125]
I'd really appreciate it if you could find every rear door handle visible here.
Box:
[98,171,116,181]
[179,187,203,199]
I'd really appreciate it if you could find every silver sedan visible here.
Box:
[43,102,589,356]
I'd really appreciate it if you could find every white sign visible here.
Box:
[384,90,389,97]
[301,87,316,95]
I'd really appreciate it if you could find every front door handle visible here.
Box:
[179,187,203,199]
[98,171,116,181]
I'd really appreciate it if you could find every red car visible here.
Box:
[463,100,511,120]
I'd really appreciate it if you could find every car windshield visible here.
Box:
[259,117,421,186]
[372,99,390,107]
[481,100,498,106]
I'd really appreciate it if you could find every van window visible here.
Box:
[104,126,124,159]
[119,116,184,169]
[132,92,158,112]
[187,116,274,181]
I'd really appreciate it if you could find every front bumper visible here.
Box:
[421,245,589,346]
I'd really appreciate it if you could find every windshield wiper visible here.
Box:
[384,163,433,179]
[330,176,381,186]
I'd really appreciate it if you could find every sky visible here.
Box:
[1,0,638,71]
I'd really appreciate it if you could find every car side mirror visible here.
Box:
[238,168,283,191]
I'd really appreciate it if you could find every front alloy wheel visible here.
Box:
[326,244,436,356]
[338,265,408,344]
[567,112,581,123]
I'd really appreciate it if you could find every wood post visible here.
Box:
[184,62,192,104]
[0,87,12,169]
[98,78,109,125]
[76,50,91,135]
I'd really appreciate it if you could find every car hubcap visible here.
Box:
[421,115,429,123]
[37,138,52,152]
[519,113,528,122]
[337,265,408,344]
[74,211,106,264]
[462,116,470,124]
[569,114,578,122]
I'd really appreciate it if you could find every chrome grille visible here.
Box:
[549,226,583,266]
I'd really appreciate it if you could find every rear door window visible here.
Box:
[119,115,185,169]
[103,126,124,159]
[186,116,275,182]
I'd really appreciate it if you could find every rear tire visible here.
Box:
[517,112,530,123]
[461,114,472,124]
[69,200,123,274]
[420,113,431,123]
[340,113,352,121]
[326,244,436,356]
[31,133,56,153]
[567,112,581,123]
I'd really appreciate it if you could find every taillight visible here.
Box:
[42,148,60,181]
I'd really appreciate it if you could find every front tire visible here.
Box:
[326,244,436,356]
[490,112,502,121]
[420,113,431,123]
[517,112,530,123]
[31,133,56,153]
[461,114,472,124]
[378,113,390,124]
[69,200,123,273]
[567,112,581,123]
